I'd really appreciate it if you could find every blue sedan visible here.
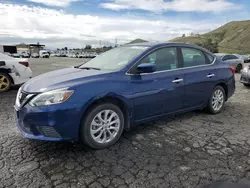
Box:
[14,42,235,149]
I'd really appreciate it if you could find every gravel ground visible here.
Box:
[1,58,250,188]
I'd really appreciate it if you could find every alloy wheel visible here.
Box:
[0,74,10,92]
[90,110,120,144]
[212,89,224,111]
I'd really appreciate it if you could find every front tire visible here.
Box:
[207,86,226,114]
[0,73,12,92]
[236,64,243,73]
[80,103,124,149]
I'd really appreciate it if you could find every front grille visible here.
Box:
[38,126,61,138]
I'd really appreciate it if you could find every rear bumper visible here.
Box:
[227,76,235,99]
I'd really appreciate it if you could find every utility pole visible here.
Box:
[115,38,117,47]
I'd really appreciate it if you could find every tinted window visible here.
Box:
[136,47,178,72]
[230,55,238,59]
[181,48,206,67]
[222,55,229,61]
[222,55,238,61]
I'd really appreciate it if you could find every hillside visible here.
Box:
[171,20,250,54]
[127,38,148,44]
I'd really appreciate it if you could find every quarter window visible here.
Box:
[206,53,215,64]
[135,47,178,72]
[181,48,207,67]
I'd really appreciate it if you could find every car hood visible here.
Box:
[23,68,110,93]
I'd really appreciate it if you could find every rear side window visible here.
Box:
[230,55,238,59]
[222,55,238,61]
[181,48,206,67]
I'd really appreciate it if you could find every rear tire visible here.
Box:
[80,103,124,149]
[243,83,250,87]
[236,64,243,73]
[207,86,226,114]
[0,72,12,92]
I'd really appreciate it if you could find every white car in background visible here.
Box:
[0,52,32,92]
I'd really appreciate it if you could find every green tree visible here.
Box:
[195,38,218,53]
[85,45,92,50]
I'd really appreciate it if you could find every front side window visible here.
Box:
[222,55,231,61]
[181,48,206,67]
[134,47,178,72]
[80,46,148,71]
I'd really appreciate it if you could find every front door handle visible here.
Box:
[172,78,184,83]
[207,73,215,78]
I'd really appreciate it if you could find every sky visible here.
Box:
[0,0,249,49]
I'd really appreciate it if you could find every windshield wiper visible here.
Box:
[75,66,101,70]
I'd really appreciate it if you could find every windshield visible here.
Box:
[79,46,148,71]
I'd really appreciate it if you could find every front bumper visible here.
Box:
[14,102,83,141]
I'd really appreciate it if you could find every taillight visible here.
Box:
[19,61,29,67]
[229,66,235,75]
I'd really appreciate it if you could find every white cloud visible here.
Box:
[0,3,223,48]
[101,0,239,13]
[27,0,81,7]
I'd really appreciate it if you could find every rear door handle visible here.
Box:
[207,73,215,78]
[172,78,184,83]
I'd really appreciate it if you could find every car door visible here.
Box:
[180,47,217,109]
[127,47,185,122]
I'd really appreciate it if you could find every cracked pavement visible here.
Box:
[1,58,250,188]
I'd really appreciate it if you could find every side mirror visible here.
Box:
[137,63,156,74]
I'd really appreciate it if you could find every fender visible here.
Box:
[78,92,134,130]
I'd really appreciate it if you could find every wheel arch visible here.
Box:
[80,93,131,133]
[216,82,228,101]
[0,68,14,84]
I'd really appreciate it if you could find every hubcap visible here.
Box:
[212,89,224,111]
[90,110,120,144]
[0,75,9,91]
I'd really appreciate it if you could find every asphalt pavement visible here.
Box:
[1,58,250,188]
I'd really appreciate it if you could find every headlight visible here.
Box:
[29,88,74,107]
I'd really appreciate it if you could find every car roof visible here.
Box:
[125,42,194,47]
[124,42,214,54]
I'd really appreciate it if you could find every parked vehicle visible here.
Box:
[69,54,77,58]
[4,52,11,57]
[243,55,250,63]
[39,50,50,58]
[31,53,39,58]
[240,65,250,86]
[77,54,85,58]
[49,53,56,57]
[215,53,244,73]
[11,53,21,58]
[0,52,32,92]
[21,53,30,58]
[14,43,235,149]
